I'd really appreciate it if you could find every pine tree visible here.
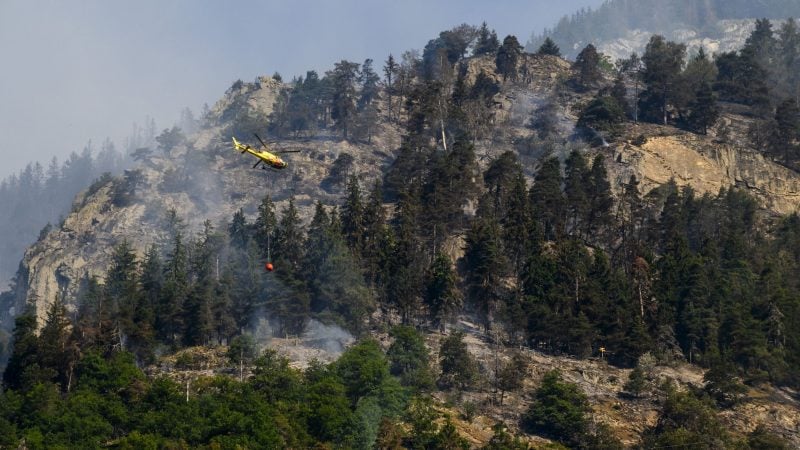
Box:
[585,154,615,241]
[274,197,305,271]
[438,331,479,390]
[105,240,140,350]
[464,216,509,331]
[386,188,423,324]
[473,22,500,56]
[38,296,77,390]
[640,36,687,124]
[362,180,388,286]
[687,82,719,135]
[424,252,462,330]
[254,195,277,259]
[503,173,532,276]
[2,308,42,391]
[341,174,365,255]
[529,156,564,241]
[563,150,590,236]
[537,37,561,57]
[358,58,380,109]
[328,60,361,139]
[496,35,523,81]
[228,208,250,250]
[770,98,800,164]
[384,54,398,117]
[159,230,189,344]
[573,44,602,90]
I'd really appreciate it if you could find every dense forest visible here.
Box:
[1,16,799,449]
[526,0,800,57]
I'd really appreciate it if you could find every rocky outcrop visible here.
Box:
[12,78,398,326]
[608,123,800,215]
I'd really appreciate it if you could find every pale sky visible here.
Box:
[0,0,603,180]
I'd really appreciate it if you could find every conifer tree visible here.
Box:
[770,98,800,164]
[386,188,423,324]
[464,216,509,331]
[274,197,305,271]
[341,174,365,255]
[362,180,388,286]
[496,35,523,81]
[537,37,561,57]
[424,252,462,330]
[573,44,602,90]
[503,173,531,275]
[105,240,140,349]
[38,296,77,390]
[585,154,615,241]
[473,22,500,56]
[640,36,687,125]
[358,58,380,109]
[383,54,398,117]
[564,150,590,236]
[438,330,479,390]
[136,244,162,353]
[529,156,564,241]
[228,208,250,250]
[687,82,719,135]
[254,195,277,259]
[2,309,41,391]
[159,231,189,345]
[328,60,361,139]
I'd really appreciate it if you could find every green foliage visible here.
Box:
[577,94,625,136]
[642,390,729,449]
[155,126,185,155]
[334,339,392,402]
[623,366,647,397]
[438,331,479,390]
[387,325,434,391]
[424,252,462,330]
[474,22,500,56]
[522,370,610,448]
[496,35,523,81]
[572,44,602,90]
[537,37,561,57]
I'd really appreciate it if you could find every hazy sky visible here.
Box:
[0,0,603,180]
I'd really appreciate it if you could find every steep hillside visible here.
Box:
[8,53,800,323]
[4,43,800,446]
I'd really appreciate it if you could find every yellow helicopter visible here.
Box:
[232,133,298,170]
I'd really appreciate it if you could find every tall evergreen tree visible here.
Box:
[358,58,380,109]
[529,156,564,241]
[327,60,361,139]
[640,35,687,125]
[537,37,561,57]
[386,188,424,324]
[274,197,305,271]
[254,195,277,259]
[496,35,523,81]
[159,231,189,345]
[464,216,509,331]
[473,22,500,56]
[424,252,462,330]
[573,43,602,90]
[341,174,365,255]
[687,82,719,135]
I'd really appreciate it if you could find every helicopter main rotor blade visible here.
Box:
[254,133,270,150]
[253,160,261,169]
[276,150,301,153]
